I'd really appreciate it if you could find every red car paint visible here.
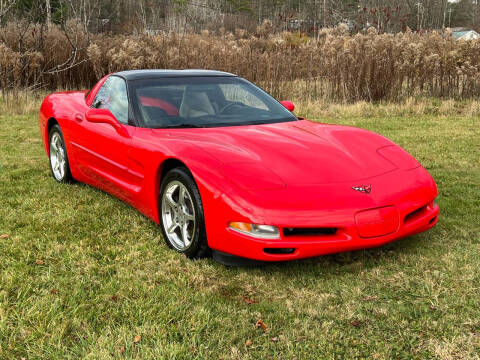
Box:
[39,75,439,261]
[280,100,295,112]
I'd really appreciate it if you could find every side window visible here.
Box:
[92,76,129,124]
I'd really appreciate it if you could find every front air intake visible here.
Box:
[263,248,296,255]
[404,204,428,224]
[283,227,337,237]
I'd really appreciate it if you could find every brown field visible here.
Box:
[2,21,480,101]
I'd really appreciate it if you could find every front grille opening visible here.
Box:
[263,248,296,255]
[283,227,337,237]
[404,205,428,223]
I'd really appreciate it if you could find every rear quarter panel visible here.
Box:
[39,91,89,178]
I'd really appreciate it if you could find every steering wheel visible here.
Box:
[219,102,247,114]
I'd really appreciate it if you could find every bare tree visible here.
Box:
[60,0,101,33]
[0,0,17,21]
[45,0,51,28]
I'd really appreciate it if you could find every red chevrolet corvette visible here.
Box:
[39,70,439,265]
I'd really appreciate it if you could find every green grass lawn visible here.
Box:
[0,107,479,359]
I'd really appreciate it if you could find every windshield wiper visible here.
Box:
[154,123,205,129]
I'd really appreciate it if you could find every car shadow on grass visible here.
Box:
[218,229,439,277]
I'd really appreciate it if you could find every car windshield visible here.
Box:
[129,76,297,128]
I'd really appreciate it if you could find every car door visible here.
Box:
[72,76,138,201]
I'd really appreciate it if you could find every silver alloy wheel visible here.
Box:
[161,180,196,251]
[50,132,66,181]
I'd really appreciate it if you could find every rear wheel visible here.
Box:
[49,124,73,183]
[159,167,209,258]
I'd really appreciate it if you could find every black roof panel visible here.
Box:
[114,69,237,80]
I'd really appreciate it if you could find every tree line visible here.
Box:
[1,0,479,35]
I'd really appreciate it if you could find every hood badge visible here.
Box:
[352,185,372,194]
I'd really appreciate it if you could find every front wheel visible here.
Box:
[49,124,73,183]
[159,167,209,258]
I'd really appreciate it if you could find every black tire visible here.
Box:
[159,167,209,258]
[48,124,73,183]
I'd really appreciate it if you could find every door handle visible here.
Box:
[74,114,84,122]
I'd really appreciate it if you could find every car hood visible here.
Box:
[163,120,399,186]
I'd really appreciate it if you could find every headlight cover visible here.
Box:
[229,222,280,239]
[377,145,421,170]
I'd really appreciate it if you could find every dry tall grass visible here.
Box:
[4,88,480,120]
[0,90,48,115]
[1,21,480,101]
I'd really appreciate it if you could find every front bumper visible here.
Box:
[214,201,438,261]
[203,166,439,262]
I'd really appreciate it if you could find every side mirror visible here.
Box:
[85,108,128,136]
[280,100,295,112]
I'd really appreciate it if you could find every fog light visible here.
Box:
[229,222,280,239]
